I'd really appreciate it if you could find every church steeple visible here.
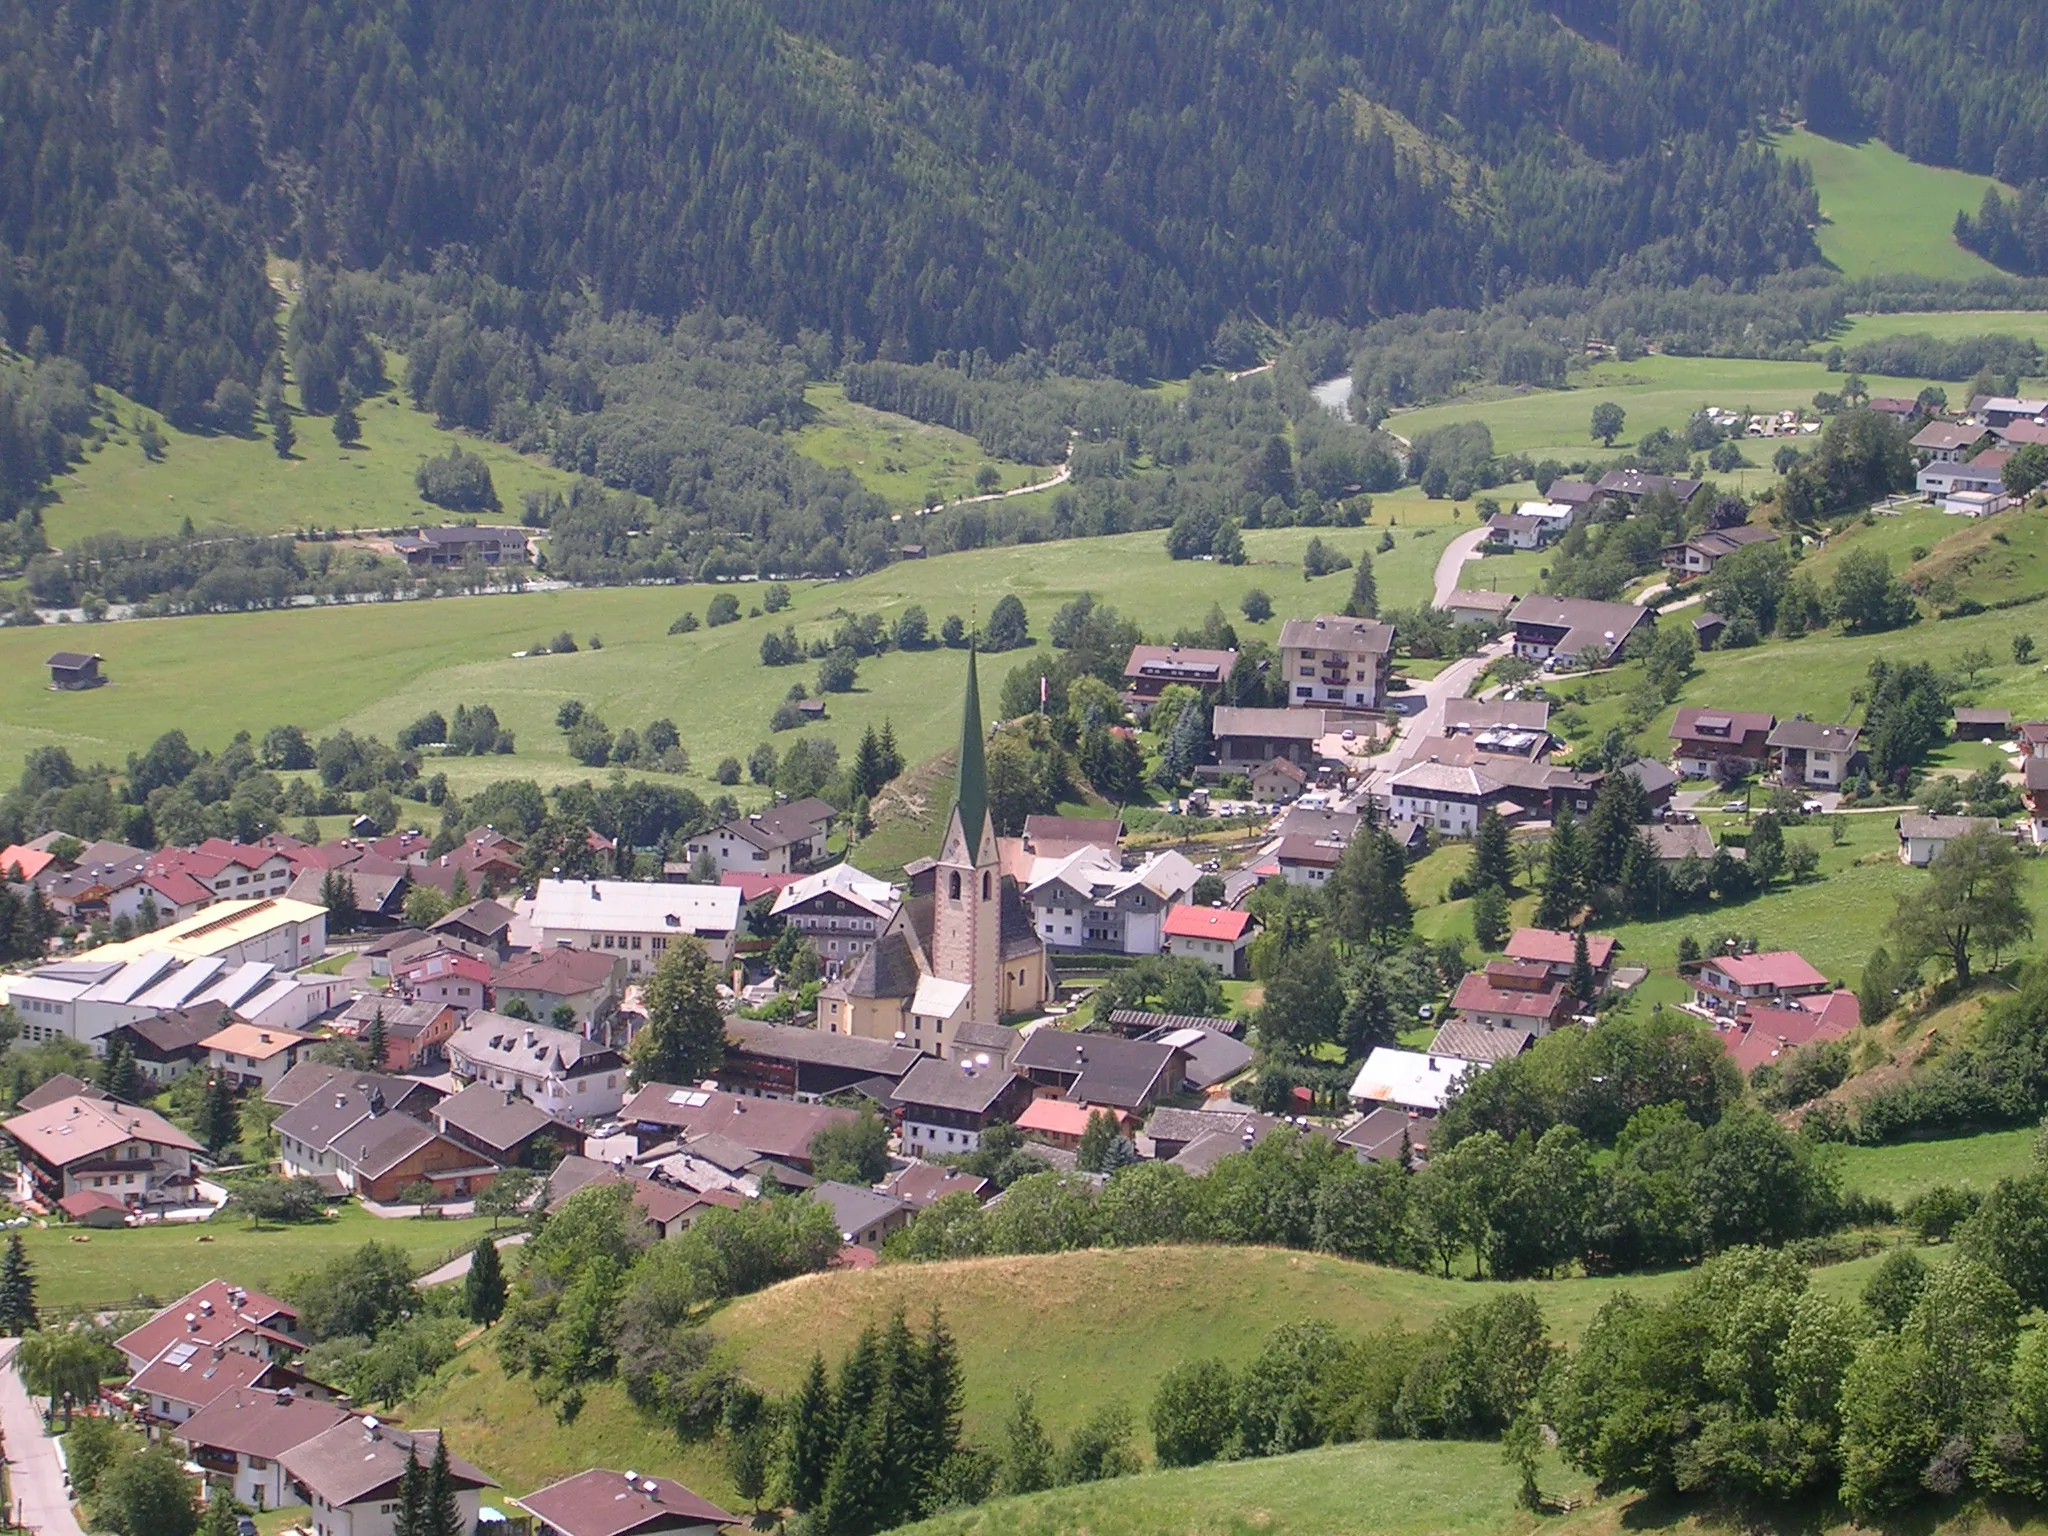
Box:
[952,643,989,843]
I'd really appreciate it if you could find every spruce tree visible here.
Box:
[100,1040,140,1103]
[813,1398,889,1536]
[464,1237,506,1327]
[332,387,362,447]
[1534,810,1587,930]
[1343,549,1378,617]
[393,1449,424,1536]
[200,1485,241,1536]
[852,728,886,799]
[1467,809,1517,894]
[1338,961,1397,1057]
[271,406,296,459]
[0,1233,37,1333]
[1570,931,1597,1005]
[366,1007,389,1071]
[425,1436,461,1536]
[1471,883,1510,950]
[877,720,903,781]
[781,1353,836,1513]
[199,1072,240,1156]
[999,1389,1055,1496]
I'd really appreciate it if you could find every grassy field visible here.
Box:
[1837,1126,2037,1206]
[44,379,578,548]
[789,383,1045,512]
[23,1203,498,1313]
[1835,310,2048,349]
[0,520,1459,796]
[1777,129,2008,281]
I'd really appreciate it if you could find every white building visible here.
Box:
[1024,847,1197,955]
[202,1022,318,1093]
[445,1012,629,1120]
[1279,615,1396,711]
[770,863,900,974]
[283,1419,487,1536]
[528,878,744,973]
[1346,1047,1489,1115]
[678,797,836,877]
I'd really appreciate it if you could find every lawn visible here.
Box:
[1834,310,2048,350]
[1836,1126,2038,1206]
[1776,129,2009,282]
[788,382,1046,512]
[0,521,1456,799]
[22,1203,499,1314]
[44,374,578,549]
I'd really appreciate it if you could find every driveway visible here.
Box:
[416,1231,529,1288]
[1432,525,1494,609]
[0,1339,86,1536]
[1346,640,1509,807]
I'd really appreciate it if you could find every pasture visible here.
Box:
[1777,129,2008,282]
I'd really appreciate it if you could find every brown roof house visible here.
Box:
[175,1388,351,1510]
[889,1054,1033,1157]
[491,947,625,1029]
[283,1417,489,1536]
[5,1094,200,1212]
[680,797,837,877]
[1668,708,1775,780]
[1507,595,1653,670]
[516,1469,733,1536]
[1767,720,1863,789]
[114,1280,303,1376]
[1122,643,1237,716]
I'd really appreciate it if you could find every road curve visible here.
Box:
[1431,525,1495,609]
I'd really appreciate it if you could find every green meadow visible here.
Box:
[1778,129,2009,282]
[788,382,1046,511]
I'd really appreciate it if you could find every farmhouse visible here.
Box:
[5,1093,200,1210]
[515,1469,734,1536]
[390,524,529,566]
[1660,525,1777,577]
[679,798,836,877]
[889,1054,1033,1154]
[1015,1029,1188,1114]
[1024,846,1196,956]
[770,863,901,975]
[1591,469,1703,506]
[1684,950,1832,1016]
[1280,615,1397,710]
[1505,595,1653,668]
[718,1017,920,1102]
[1668,707,1775,779]
[1121,643,1237,714]
[1767,720,1862,788]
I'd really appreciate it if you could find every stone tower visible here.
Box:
[930,646,1002,1027]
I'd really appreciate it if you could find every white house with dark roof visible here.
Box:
[1506,595,1653,669]
[679,797,836,877]
[445,1013,628,1119]
[528,878,743,972]
[283,1417,487,1536]
[1279,615,1397,710]
[770,862,900,974]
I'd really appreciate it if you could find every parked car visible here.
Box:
[1720,801,1747,813]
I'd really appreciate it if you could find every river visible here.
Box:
[1310,373,1353,421]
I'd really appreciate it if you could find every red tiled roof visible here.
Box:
[1162,905,1254,942]
[0,846,58,881]
[115,1281,298,1366]
[1719,990,1861,1074]
[1505,928,1617,969]
[1704,950,1829,990]
[515,1470,734,1536]
[720,870,803,903]
[1450,970,1569,1021]
[57,1190,129,1219]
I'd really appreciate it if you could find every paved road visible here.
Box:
[1346,640,1509,807]
[416,1231,529,1288]
[0,1339,86,1536]
[1432,526,1495,609]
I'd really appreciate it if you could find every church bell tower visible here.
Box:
[930,647,1002,1027]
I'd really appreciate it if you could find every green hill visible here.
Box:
[1779,129,2009,282]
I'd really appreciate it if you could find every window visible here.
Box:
[631,936,642,949]
[949,871,962,899]
[982,871,991,900]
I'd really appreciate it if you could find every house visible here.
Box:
[2025,757,2048,845]
[1142,1105,1274,1162]
[114,1281,303,1376]
[1975,395,2048,429]
[102,1006,229,1082]
[1918,447,2011,500]
[2023,721,2048,759]
[1210,706,1374,774]
[390,524,529,566]
[446,1014,629,1121]
[1426,1020,1535,1064]
[1668,708,1776,779]
[1440,589,1519,629]
[0,842,61,882]
[1441,699,1551,737]
[1388,754,1598,836]
[1867,397,1919,425]
[177,1390,353,1510]
[276,1082,394,1182]
[810,1181,914,1248]
[1911,421,1988,464]
[770,863,901,976]
[1122,644,1237,715]
[718,1018,920,1103]
[1546,479,1599,511]
[1661,526,1777,578]
[332,996,462,1072]
[1640,822,1717,865]
[1346,1047,1488,1115]
[1273,834,1344,886]
[1015,1097,1134,1150]
[514,1469,733,1536]
[1684,950,1832,1016]
[489,948,625,1030]
[1504,927,1618,985]
[888,1055,1033,1154]
[431,1083,572,1168]
[1249,756,1310,804]
[1019,816,1125,860]
[679,797,836,877]
[393,947,493,1011]
[884,1161,991,1209]
[1767,720,1863,789]
[616,1083,854,1171]
[431,899,519,956]
[334,1113,500,1203]
[1591,469,1703,507]
[1143,1025,1253,1091]
[201,1023,317,1093]
[1279,615,1398,710]
[1954,707,2012,741]
[1335,1105,1431,1164]
[1506,595,1653,669]
[5,1094,200,1210]
[126,1340,336,1427]
[149,840,298,904]
[1717,990,1863,1076]
[1161,904,1257,977]
[944,1020,1028,1072]
[1485,512,1549,550]
[1014,1029,1188,1113]
[1448,961,1573,1034]
[1025,847,1197,956]
[282,1417,488,1536]
[1622,756,1679,811]
[46,651,105,690]
[1897,814,2000,867]
[527,878,744,972]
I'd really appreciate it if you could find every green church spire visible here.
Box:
[951,644,988,845]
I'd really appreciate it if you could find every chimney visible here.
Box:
[1427,1056,1439,1071]
[186,1313,199,1332]
[364,1416,381,1441]
[625,1472,638,1487]
[199,1299,214,1315]
[277,1387,293,1404]
[641,1482,659,1500]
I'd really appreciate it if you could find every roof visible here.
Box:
[723,1018,921,1078]
[433,1083,559,1152]
[1547,479,1597,504]
[274,1084,382,1154]
[1766,720,1860,752]
[620,1084,853,1163]
[770,862,899,921]
[1347,1047,1489,1112]
[1450,969,1569,1022]
[116,1282,299,1369]
[1021,815,1123,853]
[45,651,100,670]
[1640,822,1716,861]
[810,1180,912,1240]
[1147,1027,1254,1088]
[58,1189,130,1219]
[1954,707,2012,726]
[267,1061,425,1111]
[1013,1030,1181,1109]
[1441,698,1550,733]
[1720,990,1863,1075]
[1441,588,1517,616]
[200,1023,315,1061]
[885,1161,991,1208]
[5,1095,201,1167]
[1162,904,1254,942]
[1912,422,1984,451]
[1699,950,1830,990]
[1123,644,1236,684]
[1274,834,1345,866]
[449,1014,619,1078]
[337,1113,446,1179]
[711,797,838,853]
[1898,814,1999,841]
[1016,1098,1118,1139]
[1279,615,1396,655]
[514,1468,734,1536]
[1426,1021,1534,1064]
[1505,928,1617,969]
[1211,707,1327,743]
[433,900,518,939]
[530,879,741,938]
[1107,1009,1242,1038]
[1506,595,1652,655]
[952,648,989,845]
[17,1073,108,1113]
[1334,1104,1432,1163]
[491,947,623,997]
[1668,527,1777,559]
[82,898,329,967]
[282,1418,488,1508]
[113,1006,232,1057]
[889,1055,1021,1116]
[128,1338,276,1408]
[175,1389,350,1460]
[0,846,58,881]
[1622,757,1680,797]
[1669,707,1775,745]
[1592,469,1702,502]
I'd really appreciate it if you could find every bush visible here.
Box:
[1903,1183,1982,1243]
[414,445,500,511]
[669,612,699,634]
[706,593,741,626]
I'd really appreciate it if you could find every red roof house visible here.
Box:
[1161,904,1258,978]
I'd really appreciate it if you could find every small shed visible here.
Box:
[1954,707,2012,742]
[797,698,828,722]
[47,652,104,690]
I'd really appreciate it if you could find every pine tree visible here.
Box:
[781,1353,836,1513]
[813,1396,889,1536]
[1075,1111,1121,1172]
[999,1389,1055,1496]
[1569,931,1597,1005]
[199,1072,240,1156]
[1534,810,1587,929]
[100,1039,140,1103]
[1343,549,1378,617]
[393,1449,424,1536]
[464,1237,506,1327]
[902,1309,964,1511]
[332,387,362,447]
[853,727,886,798]
[365,1007,388,1071]
[425,1436,461,1536]
[877,720,903,781]
[629,939,726,1086]
[271,405,296,458]
[200,1484,241,1536]
[1471,884,1510,950]
[0,1233,38,1333]
[1467,809,1517,894]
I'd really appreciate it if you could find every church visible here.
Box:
[817,650,1052,1052]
